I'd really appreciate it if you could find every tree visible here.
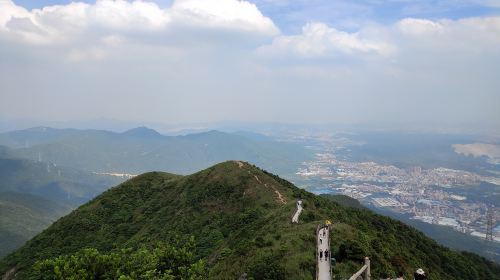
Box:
[31,239,206,280]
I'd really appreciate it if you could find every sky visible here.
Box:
[0,0,499,129]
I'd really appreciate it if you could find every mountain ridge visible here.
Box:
[1,161,499,279]
[0,127,311,175]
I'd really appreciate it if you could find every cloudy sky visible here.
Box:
[1,0,499,128]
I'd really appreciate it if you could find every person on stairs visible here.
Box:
[414,268,426,280]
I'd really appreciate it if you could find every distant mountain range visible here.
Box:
[0,127,313,257]
[1,162,498,279]
[0,127,313,175]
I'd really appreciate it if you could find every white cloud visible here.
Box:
[0,1,498,127]
[397,16,500,41]
[393,16,500,55]
[397,18,444,35]
[258,22,394,58]
[0,0,278,45]
[258,16,500,60]
[0,0,29,27]
[89,0,170,30]
[171,0,279,35]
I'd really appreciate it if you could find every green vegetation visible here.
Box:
[1,161,499,279]
[0,152,123,257]
[32,239,206,280]
[321,194,364,209]
[0,192,71,257]
[370,205,500,263]
[0,155,123,204]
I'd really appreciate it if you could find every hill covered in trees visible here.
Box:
[1,161,499,279]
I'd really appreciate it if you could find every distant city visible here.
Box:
[289,134,500,244]
[284,130,500,242]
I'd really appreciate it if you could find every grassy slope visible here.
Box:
[1,161,499,280]
[321,194,365,209]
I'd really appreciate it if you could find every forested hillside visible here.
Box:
[1,162,498,279]
[0,151,123,257]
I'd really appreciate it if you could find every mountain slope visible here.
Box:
[368,204,500,263]
[0,192,71,257]
[1,161,499,279]
[0,127,85,149]
[0,155,123,204]
[0,151,124,257]
[0,127,312,175]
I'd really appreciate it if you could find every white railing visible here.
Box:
[292,200,303,223]
[348,257,370,280]
[316,224,331,280]
[316,224,321,280]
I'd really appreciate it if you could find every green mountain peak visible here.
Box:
[1,162,499,280]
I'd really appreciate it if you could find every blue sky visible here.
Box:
[13,0,500,32]
[1,0,499,128]
[254,0,500,32]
